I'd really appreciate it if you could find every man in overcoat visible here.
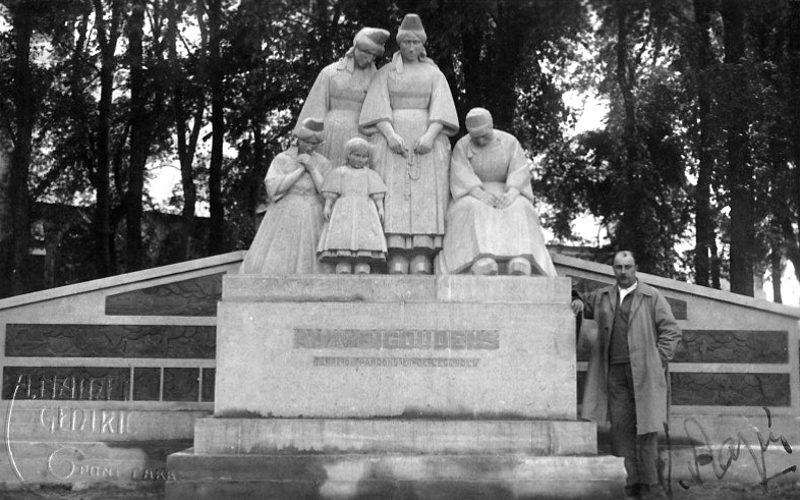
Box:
[571,251,682,500]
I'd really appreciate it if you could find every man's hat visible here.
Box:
[295,117,325,142]
[355,27,390,56]
[396,13,427,44]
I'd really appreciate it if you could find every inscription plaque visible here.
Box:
[312,356,480,368]
[294,328,500,351]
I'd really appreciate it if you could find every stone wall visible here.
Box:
[0,253,240,487]
[2,250,799,488]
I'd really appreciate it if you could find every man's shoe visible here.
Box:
[640,484,668,500]
[624,484,641,499]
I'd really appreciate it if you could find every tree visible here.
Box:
[720,0,755,296]
[690,0,721,288]
[0,119,12,297]
[168,0,205,261]
[205,0,226,255]
[785,0,800,297]
[0,0,37,297]
[125,0,147,271]
[92,0,124,277]
[539,0,691,276]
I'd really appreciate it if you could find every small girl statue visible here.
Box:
[317,137,388,274]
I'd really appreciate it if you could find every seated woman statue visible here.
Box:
[436,107,557,277]
[240,117,332,274]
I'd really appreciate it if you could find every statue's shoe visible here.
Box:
[471,257,498,276]
[410,254,433,275]
[508,257,531,276]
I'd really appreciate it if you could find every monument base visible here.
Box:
[167,450,624,500]
[167,275,625,498]
[167,418,625,500]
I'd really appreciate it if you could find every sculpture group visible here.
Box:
[241,13,556,278]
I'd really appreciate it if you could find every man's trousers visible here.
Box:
[607,362,659,487]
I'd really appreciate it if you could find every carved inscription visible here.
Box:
[40,408,132,435]
[294,329,500,350]
[313,356,480,368]
[47,446,178,482]
[6,371,129,401]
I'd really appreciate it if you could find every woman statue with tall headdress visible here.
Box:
[295,27,390,168]
[359,14,459,275]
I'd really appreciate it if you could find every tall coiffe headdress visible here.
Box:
[295,117,325,142]
[465,107,493,136]
[354,27,391,56]
[396,13,427,44]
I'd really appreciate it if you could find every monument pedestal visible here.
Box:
[167,275,625,499]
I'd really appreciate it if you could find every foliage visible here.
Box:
[0,0,799,301]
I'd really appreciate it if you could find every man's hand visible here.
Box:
[571,298,584,315]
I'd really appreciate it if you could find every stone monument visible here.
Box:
[166,274,625,499]
[166,13,624,499]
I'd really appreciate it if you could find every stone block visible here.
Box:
[166,450,626,500]
[0,404,206,486]
[215,278,576,419]
[215,276,576,419]
[193,418,597,456]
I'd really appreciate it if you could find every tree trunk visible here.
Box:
[693,0,715,288]
[770,240,783,304]
[250,125,265,228]
[2,1,36,297]
[207,0,226,255]
[788,0,800,304]
[93,0,123,278]
[169,0,202,261]
[488,2,530,133]
[721,0,754,296]
[614,0,647,268]
[125,0,147,271]
[0,125,12,298]
[314,0,332,65]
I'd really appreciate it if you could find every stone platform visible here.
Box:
[192,418,597,455]
[166,275,625,499]
[167,450,625,500]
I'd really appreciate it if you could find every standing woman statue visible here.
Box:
[295,27,391,168]
[359,13,459,274]
[240,118,332,274]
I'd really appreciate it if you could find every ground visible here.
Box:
[0,482,798,500]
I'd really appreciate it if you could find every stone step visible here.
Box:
[166,450,625,500]
[194,418,597,456]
